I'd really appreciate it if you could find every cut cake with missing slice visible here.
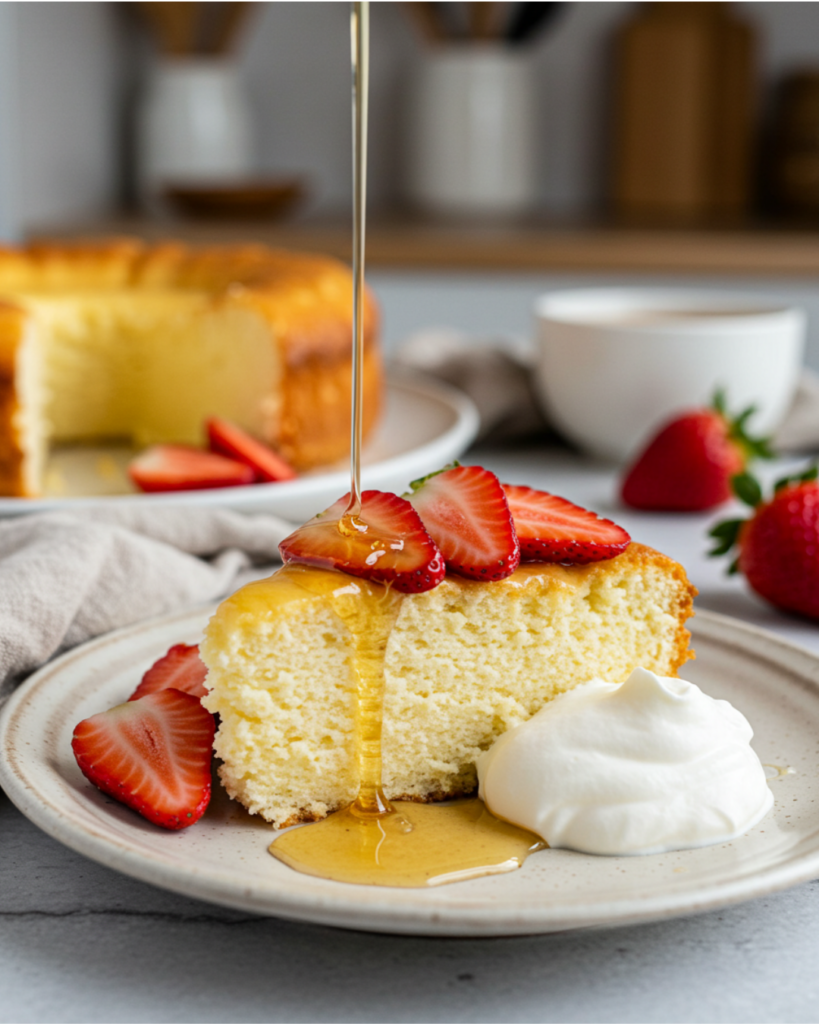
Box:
[201,543,696,829]
[0,240,382,496]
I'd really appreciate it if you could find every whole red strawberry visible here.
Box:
[621,393,772,512]
[709,466,819,620]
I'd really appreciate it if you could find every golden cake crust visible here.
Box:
[0,302,31,495]
[0,239,381,496]
[605,541,697,674]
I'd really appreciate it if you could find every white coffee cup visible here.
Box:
[534,288,806,462]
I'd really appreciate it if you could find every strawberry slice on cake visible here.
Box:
[407,465,520,581]
[503,484,630,563]
[279,490,445,593]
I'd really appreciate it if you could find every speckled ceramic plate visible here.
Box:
[0,373,479,521]
[1,608,818,937]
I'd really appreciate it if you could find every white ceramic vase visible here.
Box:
[137,59,253,208]
[406,47,536,217]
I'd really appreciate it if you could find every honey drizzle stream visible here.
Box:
[348,0,368,518]
[338,581,400,820]
[268,1,543,886]
[344,0,391,822]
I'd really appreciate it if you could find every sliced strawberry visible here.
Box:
[129,445,255,493]
[407,465,520,581]
[503,484,631,563]
[72,689,215,830]
[206,417,297,483]
[130,643,208,702]
[279,490,445,593]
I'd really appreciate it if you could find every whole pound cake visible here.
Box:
[201,543,696,828]
[0,239,381,496]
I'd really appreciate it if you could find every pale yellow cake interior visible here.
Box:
[14,291,279,483]
[201,544,695,829]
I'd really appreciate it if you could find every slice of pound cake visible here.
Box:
[201,542,695,829]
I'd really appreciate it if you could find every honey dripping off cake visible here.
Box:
[0,239,382,497]
[201,466,697,886]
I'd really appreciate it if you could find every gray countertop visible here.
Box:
[3,446,819,1024]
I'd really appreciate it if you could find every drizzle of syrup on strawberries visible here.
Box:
[267,2,542,887]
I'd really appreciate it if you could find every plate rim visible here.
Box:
[0,370,480,515]
[3,607,819,936]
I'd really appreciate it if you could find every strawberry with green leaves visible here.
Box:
[709,465,819,620]
[621,392,773,512]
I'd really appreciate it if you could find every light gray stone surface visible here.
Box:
[3,448,819,1024]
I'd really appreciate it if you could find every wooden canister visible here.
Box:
[611,2,757,223]
[770,71,819,216]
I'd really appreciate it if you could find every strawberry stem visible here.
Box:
[774,464,819,492]
[712,390,774,462]
[731,472,763,508]
[710,460,819,577]
[708,518,744,557]
[407,462,460,494]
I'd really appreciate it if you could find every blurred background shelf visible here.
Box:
[31,215,819,278]
[12,2,819,282]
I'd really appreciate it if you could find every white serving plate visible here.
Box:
[1,607,818,937]
[0,373,480,522]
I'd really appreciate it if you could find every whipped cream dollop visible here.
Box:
[477,668,773,856]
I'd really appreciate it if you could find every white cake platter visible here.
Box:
[0,372,480,522]
[2,607,819,937]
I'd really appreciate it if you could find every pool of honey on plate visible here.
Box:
[268,0,543,888]
[272,797,544,889]
[266,559,544,888]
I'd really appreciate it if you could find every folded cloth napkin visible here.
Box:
[0,506,293,704]
[395,329,550,443]
[395,329,819,453]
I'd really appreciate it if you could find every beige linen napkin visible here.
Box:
[396,329,819,452]
[395,330,550,443]
[0,506,292,703]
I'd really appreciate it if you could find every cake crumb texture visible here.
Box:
[202,544,696,829]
